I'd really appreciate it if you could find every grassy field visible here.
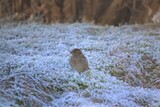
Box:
[0,22,160,107]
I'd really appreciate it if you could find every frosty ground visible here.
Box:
[0,22,160,107]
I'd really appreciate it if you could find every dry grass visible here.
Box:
[109,54,160,88]
[0,73,54,106]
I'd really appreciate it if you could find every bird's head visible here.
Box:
[70,48,82,56]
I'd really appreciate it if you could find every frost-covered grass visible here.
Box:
[0,22,160,107]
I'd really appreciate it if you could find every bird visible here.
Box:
[69,48,89,72]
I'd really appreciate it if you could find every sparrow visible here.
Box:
[69,48,89,72]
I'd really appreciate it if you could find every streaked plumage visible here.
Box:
[69,48,89,72]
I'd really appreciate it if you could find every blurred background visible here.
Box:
[0,0,160,25]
